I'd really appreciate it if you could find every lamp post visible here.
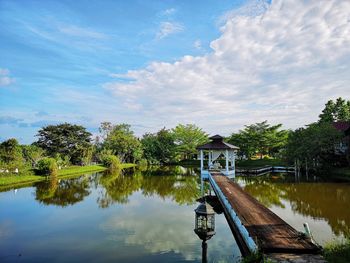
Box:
[194,201,216,263]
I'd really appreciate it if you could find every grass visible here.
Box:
[0,163,136,188]
[323,239,350,263]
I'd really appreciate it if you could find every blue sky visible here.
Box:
[1,0,350,143]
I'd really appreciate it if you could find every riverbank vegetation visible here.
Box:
[1,97,349,185]
[323,238,350,263]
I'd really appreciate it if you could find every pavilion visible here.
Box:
[196,135,239,178]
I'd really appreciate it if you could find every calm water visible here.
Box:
[0,167,240,263]
[0,167,349,263]
[237,174,350,245]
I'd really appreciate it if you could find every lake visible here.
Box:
[0,166,349,262]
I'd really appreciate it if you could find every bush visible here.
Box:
[323,239,350,263]
[101,155,121,172]
[36,158,58,176]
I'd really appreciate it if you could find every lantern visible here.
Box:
[194,201,216,241]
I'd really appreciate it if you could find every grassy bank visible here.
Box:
[323,239,350,263]
[0,163,135,188]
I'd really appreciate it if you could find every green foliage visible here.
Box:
[142,128,176,164]
[323,239,350,263]
[102,123,143,163]
[240,251,273,263]
[0,138,23,165]
[285,122,342,170]
[22,144,44,167]
[138,158,148,167]
[35,123,92,165]
[228,121,288,159]
[172,124,208,160]
[36,157,58,176]
[319,97,350,123]
[101,154,121,172]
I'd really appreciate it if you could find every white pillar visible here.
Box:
[225,150,229,176]
[208,151,212,168]
[200,150,204,171]
[233,152,236,178]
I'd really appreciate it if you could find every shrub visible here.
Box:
[101,155,121,172]
[138,158,148,167]
[36,158,58,176]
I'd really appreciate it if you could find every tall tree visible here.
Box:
[319,97,350,123]
[228,121,288,159]
[172,124,208,160]
[22,144,44,167]
[0,138,23,165]
[35,123,92,165]
[285,122,342,170]
[102,123,142,163]
[141,128,175,164]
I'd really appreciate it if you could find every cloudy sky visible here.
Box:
[1,0,350,143]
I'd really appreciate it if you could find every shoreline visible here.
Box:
[0,164,136,190]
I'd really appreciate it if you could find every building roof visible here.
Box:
[196,134,239,150]
[333,121,350,132]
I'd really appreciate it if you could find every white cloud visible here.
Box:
[25,20,108,51]
[106,0,350,135]
[0,68,15,86]
[193,39,202,50]
[162,8,177,16]
[156,21,184,39]
[57,25,107,39]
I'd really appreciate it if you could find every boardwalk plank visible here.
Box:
[210,172,320,254]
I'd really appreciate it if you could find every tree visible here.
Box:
[319,97,350,123]
[99,121,113,141]
[172,124,208,160]
[0,138,23,165]
[35,123,92,165]
[102,123,142,163]
[285,122,342,171]
[141,128,175,164]
[22,144,44,167]
[228,121,288,159]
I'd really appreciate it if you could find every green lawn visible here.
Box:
[0,163,135,188]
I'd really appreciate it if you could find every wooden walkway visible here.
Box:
[209,172,321,255]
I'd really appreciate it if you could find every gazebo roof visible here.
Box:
[196,134,239,150]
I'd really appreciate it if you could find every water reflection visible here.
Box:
[0,166,238,263]
[35,175,90,207]
[238,175,350,238]
[98,166,200,208]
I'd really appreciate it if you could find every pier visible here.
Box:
[208,171,325,261]
[196,135,325,262]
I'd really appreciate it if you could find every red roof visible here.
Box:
[333,121,350,132]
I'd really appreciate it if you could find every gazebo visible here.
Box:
[196,135,239,178]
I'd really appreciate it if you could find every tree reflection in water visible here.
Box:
[35,175,91,207]
[239,175,350,238]
[97,166,201,208]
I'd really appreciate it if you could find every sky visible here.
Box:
[0,0,350,144]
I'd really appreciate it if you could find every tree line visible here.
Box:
[1,97,349,176]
